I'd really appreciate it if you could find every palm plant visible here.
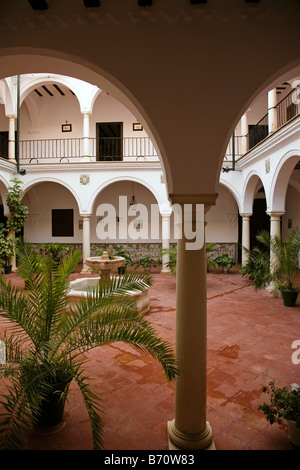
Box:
[241,228,300,305]
[267,227,300,292]
[0,244,178,450]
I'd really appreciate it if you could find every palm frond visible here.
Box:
[72,366,104,450]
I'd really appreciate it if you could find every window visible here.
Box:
[52,209,74,237]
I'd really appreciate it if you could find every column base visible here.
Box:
[167,420,215,450]
[81,265,92,274]
[161,267,172,274]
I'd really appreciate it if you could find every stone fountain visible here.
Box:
[67,251,150,314]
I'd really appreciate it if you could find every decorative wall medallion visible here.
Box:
[265,159,270,174]
[80,174,90,185]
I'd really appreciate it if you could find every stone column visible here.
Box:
[241,213,252,265]
[161,212,172,274]
[81,112,91,162]
[167,194,217,450]
[241,112,248,155]
[267,211,285,267]
[268,89,278,134]
[81,214,91,273]
[8,115,16,162]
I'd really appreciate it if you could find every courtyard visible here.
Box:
[1,266,299,451]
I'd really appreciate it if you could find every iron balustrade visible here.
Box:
[247,113,269,150]
[19,138,82,162]
[18,136,158,162]
[276,88,300,129]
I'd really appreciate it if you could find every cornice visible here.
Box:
[20,161,162,173]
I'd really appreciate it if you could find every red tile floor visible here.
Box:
[1,266,300,451]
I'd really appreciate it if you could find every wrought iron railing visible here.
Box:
[18,136,158,162]
[247,113,269,150]
[276,87,300,128]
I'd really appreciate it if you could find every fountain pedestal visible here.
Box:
[67,251,150,314]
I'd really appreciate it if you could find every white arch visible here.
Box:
[22,177,82,214]
[241,171,267,215]
[19,74,101,114]
[88,175,165,215]
[268,149,300,212]
[218,179,242,213]
[0,52,168,193]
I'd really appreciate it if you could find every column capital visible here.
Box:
[80,213,92,219]
[240,212,252,218]
[266,211,285,219]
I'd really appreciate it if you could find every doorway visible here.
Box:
[96,122,123,161]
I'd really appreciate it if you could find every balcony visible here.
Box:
[224,85,300,168]
[0,136,160,164]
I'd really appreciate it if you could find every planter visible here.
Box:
[34,371,72,428]
[287,420,300,448]
[281,289,298,307]
[4,265,12,275]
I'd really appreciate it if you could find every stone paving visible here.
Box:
[0,266,299,451]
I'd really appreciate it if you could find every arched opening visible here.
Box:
[23,181,81,246]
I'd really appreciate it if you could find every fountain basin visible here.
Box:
[67,277,150,315]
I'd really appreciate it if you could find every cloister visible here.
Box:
[0,0,299,451]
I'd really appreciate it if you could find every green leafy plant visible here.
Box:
[258,380,300,427]
[240,243,270,290]
[206,243,218,271]
[40,242,69,261]
[136,255,156,271]
[0,243,178,450]
[214,253,236,273]
[161,247,177,274]
[6,178,29,235]
[242,228,300,293]
[0,223,15,267]
[113,246,134,274]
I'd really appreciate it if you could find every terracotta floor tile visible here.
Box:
[0,267,299,451]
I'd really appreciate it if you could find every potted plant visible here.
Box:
[0,224,15,274]
[136,255,156,272]
[40,242,69,263]
[240,243,270,290]
[258,380,300,447]
[244,228,300,307]
[113,246,134,274]
[214,253,236,273]
[0,243,178,450]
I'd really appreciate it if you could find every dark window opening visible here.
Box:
[96,122,123,161]
[52,209,74,237]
